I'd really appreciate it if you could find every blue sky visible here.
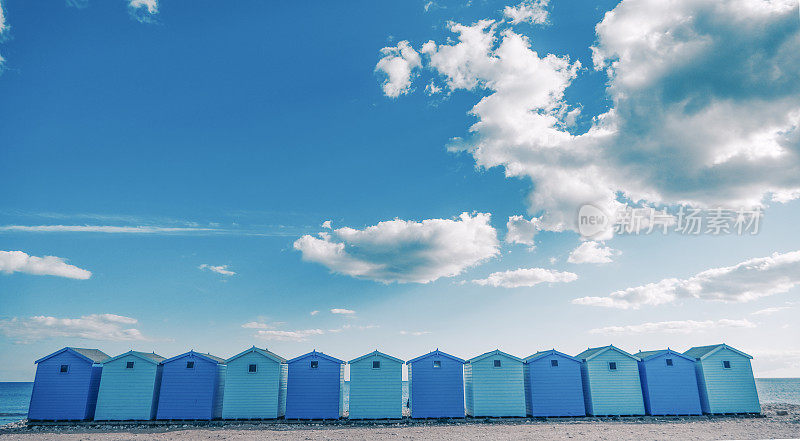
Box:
[1,0,799,381]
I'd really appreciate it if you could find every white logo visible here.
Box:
[578,204,609,238]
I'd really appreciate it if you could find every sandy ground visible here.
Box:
[1,404,798,440]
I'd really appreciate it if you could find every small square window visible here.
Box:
[723,360,731,369]
[186,361,195,369]
[59,364,69,373]
[248,364,257,373]
[433,360,441,368]
[551,359,559,367]
[493,360,501,368]
[311,361,319,369]
[372,360,381,369]
[126,361,135,369]
[608,362,617,371]
[665,358,673,367]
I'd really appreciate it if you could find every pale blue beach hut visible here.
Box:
[523,350,585,417]
[464,350,526,417]
[28,347,109,421]
[348,350,404,419]
[94,351,165,420]
[285,350,345,419]
[156,351,226,420]
[684,344,760,414]
[576,345,645,416]
[636,349,702,415]
[406,349,465,418]
[222,346,287,419]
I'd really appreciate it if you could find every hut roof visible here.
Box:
[104,350,165,365]
[349,350,404,364]
[406,349,465,365]
[683,344,752,360]
[226,346,286,364]
[162,350,225,365]
[576,345,639,361]
[467,349,523,364]
[523,349,580,363]
[35,347,110,364]
[287,350,344,364]
[634,349,694,362]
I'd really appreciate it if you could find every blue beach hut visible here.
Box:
[635,349,702,415]
[523,350,585,417]
[94,351,165,420]
[464,350,526,417]
[285,350,345,419]
[684,344,760,414]
[156,351,226,420]
[348,350,404,419]
[406,349,465,418]
[28,347,109,421]
[576,345,645,416]
[222,346,287,419]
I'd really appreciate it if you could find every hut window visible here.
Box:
[550,359,559,367]
[126,361,135,369]
[372,361,381,369]
[59,364,69,373]
[722,360,731,369]
[433,360,441,368]
[608,362,617,371]
[665,358,673,367]
[311,361,319,369]
[186,361,195,369]
[493,360,501,368]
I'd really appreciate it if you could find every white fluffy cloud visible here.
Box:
[589,318,756,334]
[330,308,355,315]
[128,0,158,23]
[567,241,619,264]
[293,212,499,283]
[254,329,324,342]
[472,267,577,288]
[574,250,800,309]
[503,0,549,25]
[198,264,235,276]
[0,1,6,69]
[375,41,422,98]
[505,215,541,248]
[0,251,91,280]
[380,0,800,234]
[0,314,146,343]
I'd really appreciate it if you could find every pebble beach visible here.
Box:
[1,403,798,440]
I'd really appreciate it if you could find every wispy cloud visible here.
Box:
[472,267,577,288]
[400,330,431,336]
[331,308,355,315]
[128,0,158,23]
[254,329,324,342]
[310,310,320,316]
[0,225,217,234]
[0,314,147,343]
[328,324,378,333]
[199,264,235,276]
[241,321,276,330]
[751,306,792,316]
[589,318,756,335]
[0,250,91,280]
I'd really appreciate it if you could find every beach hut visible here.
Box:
[523,350,585,417]
[348,350,404,419]
[156,351,226,420]
[684,344,760,414]
[406,349,465,418]
[635,349,702,415]
[28,347,110,421]
[94,351,165,420]
[222,346,287,419]
[576,345,645,416]
[464,350,526,417]
[285,350,345,419]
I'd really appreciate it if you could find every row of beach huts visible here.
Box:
[27,343,761,421]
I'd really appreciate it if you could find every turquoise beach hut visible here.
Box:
[684,344,760,414]
[94,351,165,420]
[636,349,702,415]
[464,350,526,417]
[406,349,465,418]
[28,347,109,421]
[285,350,345,419]
[222,346,287,419]
[156,351,226,420]
[523,350,585,417]
[576,345,645,416]
[348,350,404,419]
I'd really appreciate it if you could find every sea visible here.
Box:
[0,379,797,425]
